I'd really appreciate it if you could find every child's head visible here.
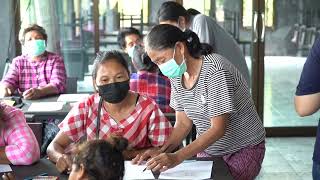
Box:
[69,138,128,180]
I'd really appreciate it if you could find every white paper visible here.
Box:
[0,164,12,173]
[28,102,65,112]
[123,161,154,180]
[159,160,213,179]
[57,94,90,102]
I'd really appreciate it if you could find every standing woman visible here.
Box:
[139,24,266,180]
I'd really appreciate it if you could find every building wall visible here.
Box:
[0,1,16,78]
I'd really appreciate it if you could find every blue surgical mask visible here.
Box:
[127,45,135,58]
[158,46,187,78]
[24,39,46,57]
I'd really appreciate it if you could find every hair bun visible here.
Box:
[109,136,129,152]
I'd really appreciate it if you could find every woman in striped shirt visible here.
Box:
[137,24,266,180]
[47,50,172,173]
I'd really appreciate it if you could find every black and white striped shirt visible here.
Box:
[170,53,265,156]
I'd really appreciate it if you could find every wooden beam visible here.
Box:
[14,0,21,56]
[93,0,100,53]
[176,0,183,5]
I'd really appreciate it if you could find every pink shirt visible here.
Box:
[1,51,66,94]
[0,103,40,165]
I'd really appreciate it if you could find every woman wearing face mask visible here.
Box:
[129,45,173,113]
[0,24,66,100]
[136,24,265,180]
[47,50,172,173]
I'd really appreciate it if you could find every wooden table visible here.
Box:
[10,157,233,180]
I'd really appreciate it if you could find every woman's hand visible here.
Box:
[131,147,161,165]
[23,88,42,100]
[146,153,183,172]
[56,154,72,173]
[2,173,15,180]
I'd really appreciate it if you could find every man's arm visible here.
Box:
[295,93,320,117]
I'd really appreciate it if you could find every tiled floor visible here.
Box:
[257,137,315,180]
[263,56,320,127]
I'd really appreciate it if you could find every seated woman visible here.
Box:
[69,137,128,180]
[130,45,173,113]
[47,50,172,173]
[0,24,66,99]
[0,103,40,165]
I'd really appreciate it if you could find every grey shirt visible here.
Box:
[190,14,250,86]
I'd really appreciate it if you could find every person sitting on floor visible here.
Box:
[68,137,128,180]
[0,102,40,165]
[47,50,172,173]
[0,24,66,99]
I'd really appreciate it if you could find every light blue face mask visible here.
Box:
[127,45,135,58]
[24,39,46,57]
[158,46,187,78]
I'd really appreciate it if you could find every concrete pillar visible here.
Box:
[149,0,172,24]
[106,0,120,33]
[34,0,61,53]
[0,0,16,77]
[209,0,216,18]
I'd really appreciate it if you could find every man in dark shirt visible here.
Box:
[295,37,320,180]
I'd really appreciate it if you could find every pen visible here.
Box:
[142,145,171,172]
[24,172,48,180]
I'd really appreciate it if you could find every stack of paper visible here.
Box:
[57,94,90,102]
[28,102,65,112]
[124,161,154,180]
[0,164,12,173]
[123,160,213,180]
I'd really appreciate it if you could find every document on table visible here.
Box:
[159,160,213,179]
[28,102,65,112]
[123,161,154,180]
[57,94,90,102]
[0,164,12,173]
[123,160,213,180]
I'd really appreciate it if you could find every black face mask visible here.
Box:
[98,80,130,104]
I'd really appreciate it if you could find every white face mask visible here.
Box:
[127,45,136,58]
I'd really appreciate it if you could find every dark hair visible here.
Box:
[157,1,189,23]
[92,50,130,81]
[21,24,47,44]
[0,104,5,120]
[186,8,201,16]
[117,27,142,49]
[73,138,128,180]
[146,24,211,58]
[141,53,158,72]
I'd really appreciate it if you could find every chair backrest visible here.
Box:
[298,25,306,48]
[66,77,78,93]
[306,27,317,46]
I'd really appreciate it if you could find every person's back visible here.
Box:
[157,1,250,86]
[190,14,250,85]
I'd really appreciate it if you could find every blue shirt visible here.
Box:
[296,37,320,163]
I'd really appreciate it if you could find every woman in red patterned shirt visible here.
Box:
[47,50,172,173]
